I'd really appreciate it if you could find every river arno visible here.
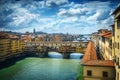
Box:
[0,57,82,80]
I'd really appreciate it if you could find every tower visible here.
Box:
[33,28,35,34]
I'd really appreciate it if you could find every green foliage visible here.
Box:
[76,66,83,80]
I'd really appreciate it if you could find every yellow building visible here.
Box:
[19,40,26,53]
[0,32,26,61]
[10,39,26,55]
[10,39,19,55]
[76,46,84,53]
[112,5,120,80]
[111,24,115,59]
[0,39,11,61]
[98,29,112,60]
[82,41,115,80]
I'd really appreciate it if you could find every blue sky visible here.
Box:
[0,0,120,34]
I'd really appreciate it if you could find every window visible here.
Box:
[118,35,119,39]
[103,71,108,77]
[114,55,116,62]
[87,70,92,76]
[113,43,115,49]
[117,72,119,80]
[118,58,120,67]
[115,42,117,48]
[116,57,119,65]
[118,43,119,49]
[117,20,120,29]
[109,40,112,47]
[112,26,115,36]
[102,37,105,43]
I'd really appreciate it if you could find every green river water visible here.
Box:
[0,57,82,80]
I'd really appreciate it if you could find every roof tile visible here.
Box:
[82,41,114,67]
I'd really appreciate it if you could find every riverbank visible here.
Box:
[0,52,40,69]
[76,66,83,80]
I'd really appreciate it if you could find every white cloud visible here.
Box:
[37,1,45,8]
[68,8,81,15]
[46,0,68,7]
[57,8,84,17]
[57,1,113,33]
[57,8,67,16]
[57,16,78,24]
[8,4,39,26]
[87,11,100,21]
[0,0,115,34]
[83,1,110,9]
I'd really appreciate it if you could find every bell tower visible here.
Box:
[33,28,35,34]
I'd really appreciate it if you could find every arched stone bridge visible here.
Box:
[25,41,88,58]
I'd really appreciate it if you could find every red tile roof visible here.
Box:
[83,60,114,67]
[8,34,19,39]
[0,32,19,39]
[82,41,97,63]
[104,34,112,38]
[82,41,114,67]
[98,31,112,38]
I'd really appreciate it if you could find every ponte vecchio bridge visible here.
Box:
[26,41,88,48]
[25,41,88,53]
[25,41,89,58]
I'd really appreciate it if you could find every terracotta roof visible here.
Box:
[0,32,9,38]
[0,32,19,39]
[82,41,97,63]
[98,31,112,38]
[104,34,112,38]
[8,34,19,39]
[83,60,114,67]
[98,32,111,36]
[82,41,114,67]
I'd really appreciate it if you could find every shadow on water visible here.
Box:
[0,53,39,70]
[0,52,55,70]
[0,54,27,70]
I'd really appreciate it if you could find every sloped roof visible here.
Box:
[98,31,112,38]
[0,32,19,39]
[112,5,120,15]
[83,60,114,67]
[82,41,114,67]
[104,34,112,38]
[82,41,97,63]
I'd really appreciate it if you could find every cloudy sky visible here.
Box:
[0,0,120,34]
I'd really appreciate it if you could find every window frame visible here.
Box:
[117,19,120,29]
[118,42,119,49]
[116,57,119,65]
[102,71,108,77]
[87,70,92,76]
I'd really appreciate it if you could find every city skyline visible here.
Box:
[0,0,120,34]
